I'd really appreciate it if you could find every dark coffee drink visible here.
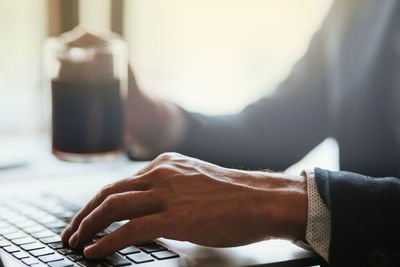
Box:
[51,79,123,156]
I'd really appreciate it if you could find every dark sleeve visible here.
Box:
[314,167,400,266]
[175,26,330,170]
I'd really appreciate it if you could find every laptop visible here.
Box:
[0,151,322,267]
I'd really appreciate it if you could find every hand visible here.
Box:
[61,152,307,259]
[124,67,186,158]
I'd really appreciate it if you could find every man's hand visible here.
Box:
[61,152,307,259]
[124,68,186,159]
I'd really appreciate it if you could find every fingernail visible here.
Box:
[84,245,96,259]
[61,227,69,240]
[69,233,78,248]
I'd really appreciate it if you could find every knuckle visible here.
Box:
[152,165,176,180]
[69,214,80,226]
[154,165,170,173]
[132,174,150,185]
[144,190,157,201]
[70,212,85,229]
[99,184,113,198]
[156,153,169,162]
[157,152,176,161]
[103,194,121,208]
[80,217,91,230]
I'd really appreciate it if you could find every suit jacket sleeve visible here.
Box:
[314,167,400,266]
[175,19,331,170]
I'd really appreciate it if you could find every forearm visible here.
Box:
[174,89,327,171]
[172,19,330,170]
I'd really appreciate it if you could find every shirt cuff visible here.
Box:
[301,169,331,262]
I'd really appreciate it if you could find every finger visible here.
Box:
[127,64,142,99]
[61,176,150,243]
[70,190,161,248]
[83,214,164,259]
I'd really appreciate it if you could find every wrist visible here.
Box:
[282,174,307,242]
[256,172,308,242]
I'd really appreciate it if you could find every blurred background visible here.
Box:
[0,0,333,134]
[0,0,339,175]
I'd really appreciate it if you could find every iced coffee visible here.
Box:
[44,29,127,161]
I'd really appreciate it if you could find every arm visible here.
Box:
[60,155,400,264]
[61,152,308,258]
[173,24,331,170]
[126,15,332,170]
[314,168,400,266]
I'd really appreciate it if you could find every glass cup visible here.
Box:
[44,30,127,162]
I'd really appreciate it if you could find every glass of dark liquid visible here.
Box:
[44,30,127,162]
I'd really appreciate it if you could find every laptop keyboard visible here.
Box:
[0,195,179,266]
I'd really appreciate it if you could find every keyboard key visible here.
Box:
[31,230,55,239]
[46,220,68,228]
[43,206,66,216]
[95,231,108,239]
[38,253,64,263]
[140,244,166,253]
[30,247,55,257]
[49,241,67,249]
[24,225,46,234]
[3,231,27,240]
[12,236,36,245]
[21,242,45,251]
[53,209,75,218]
[126,252,154,264]
[67,253,86,262]
[50,226,66,234]
[37,215,58,224]
[60,203,80,213]
[4,245,20,253]
[57,248,75,255]
[13,251,30,259]
[40,235,62,244]
[29,211,49,221]
[0,238,11,247]
[151,250,179,260]
[0,221,9,227]
[48,259,75,267]
[60,215,74,223]
[104,253,132,266]
[7,215,27,224]
[77,260,108,267]
[22,257,40,266]
[20,207,42,217]
[106,223,122,232]
[134,240,156,246]
[0,226,18,235]
[118,246,140,255]
[15,220,37,228]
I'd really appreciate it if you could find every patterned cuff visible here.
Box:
[302,169,331,262]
